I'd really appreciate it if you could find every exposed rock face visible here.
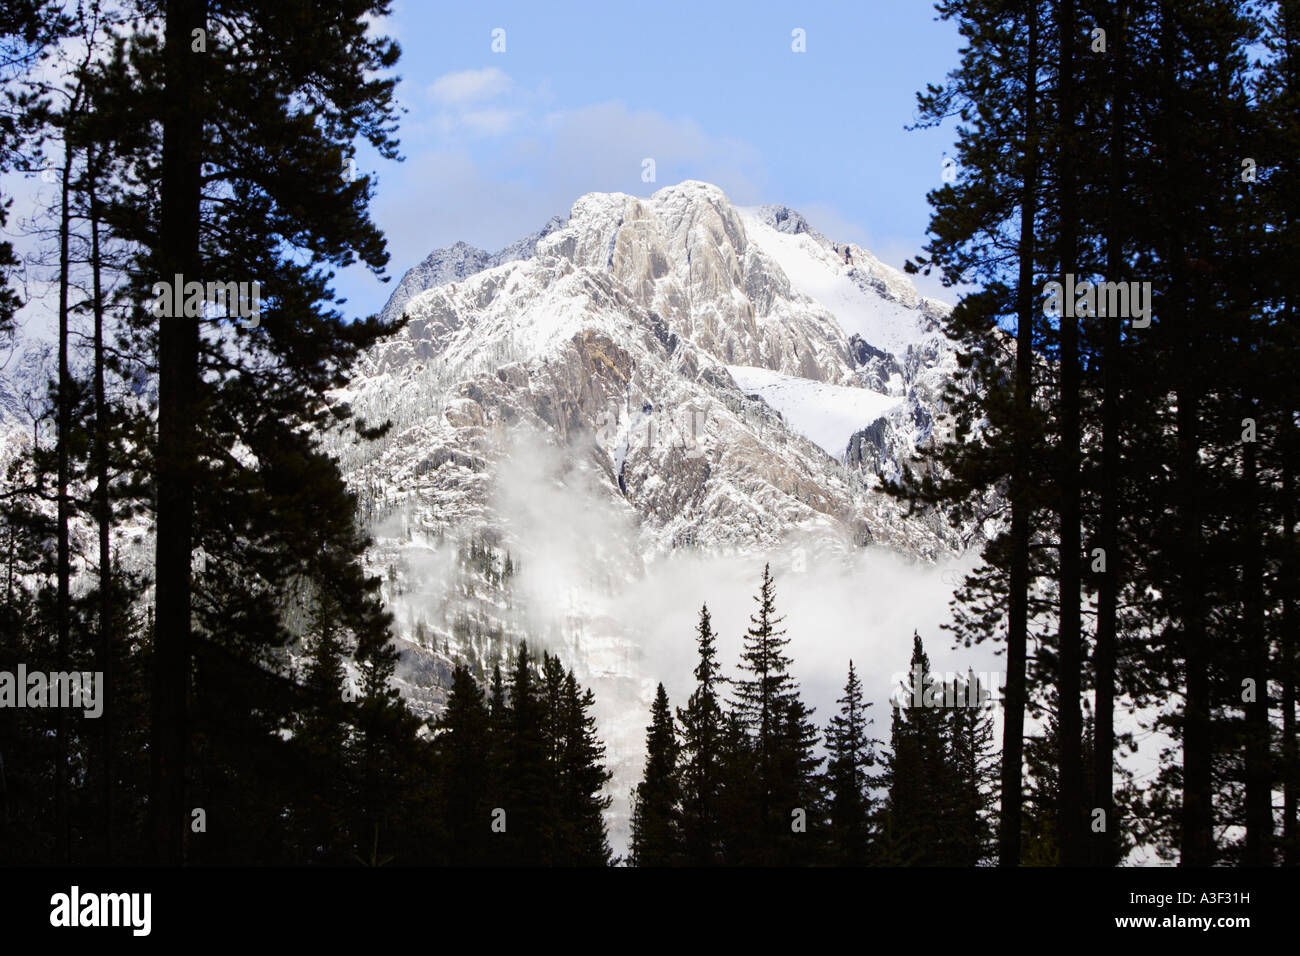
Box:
[847,333,903,393]
[332,182,962,568]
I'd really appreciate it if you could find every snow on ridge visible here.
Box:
[738,207,932,357]
[726,364,901,462]
[379,213,571,325]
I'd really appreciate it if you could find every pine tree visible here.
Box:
[945,671,996,865]
[76,0,404,862]
[433,664,492,864]
[729,564,820,863]
[902,0,1277,869]
[882,633,950,865]
[0,465,57,862]
[630,683,682,866]
[1256,0,1300,867]
[824,660,876,864]
[557,670,612,865]
[903,0,1053,866]
[0,0,69,339]
[503,642,551,864]
[1137,0,1261,867]
[1089,0,1134,869]
[677,604,726,864]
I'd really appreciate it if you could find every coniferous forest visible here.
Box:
[627,567,998,867]
[0,0,1298,891]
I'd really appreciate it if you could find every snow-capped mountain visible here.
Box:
[337,181,960,557]
[326,181,976,847]
[377,214,570,328]
[0,180,979,852]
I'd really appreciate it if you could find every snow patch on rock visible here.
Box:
[726,364,900,461]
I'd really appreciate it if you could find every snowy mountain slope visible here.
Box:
[320,181,985,849]
[334,182,960,557]
[726,364,901,460]
[377,214,570,326]
[738,206,932,356]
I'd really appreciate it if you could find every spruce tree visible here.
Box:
[729,564,820,863]
[558,670,612,865]
[882,633,949,865]
[944,671,996,865]
[630,683,682,866]
[503,641,551,864]
[716,709,758,864]
[484,661,510,863]
[433,664,492,864]
[677,603,726,864]
[824,660,876,864]
[731,562,792,839]
[773,693,824,864]
[541,650,568,788]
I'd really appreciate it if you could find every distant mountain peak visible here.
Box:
[343,180,960,550]
[378,213,571,324]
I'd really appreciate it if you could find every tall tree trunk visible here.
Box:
[87,145,113,862]
[1243,394,1270,864]
[1277,0,1300,872]
[1284,445,1298,865]
[150,0,206,865]
[1156,0,1213,866]
[1002,0,1039,869]
[54,132,75,865]
[1055,0,1086,867]
[1093,0,1127,868]
[1175,362,1211,866]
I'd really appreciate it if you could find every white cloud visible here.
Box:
[428,67,511,106]
[446,427,993,854]
[349,95,959,319]
[455,108,521,137]
[363,101,770,298]
[540,102,766,203]
[370,151,557,266]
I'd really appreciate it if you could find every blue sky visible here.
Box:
[337,0,966,317]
